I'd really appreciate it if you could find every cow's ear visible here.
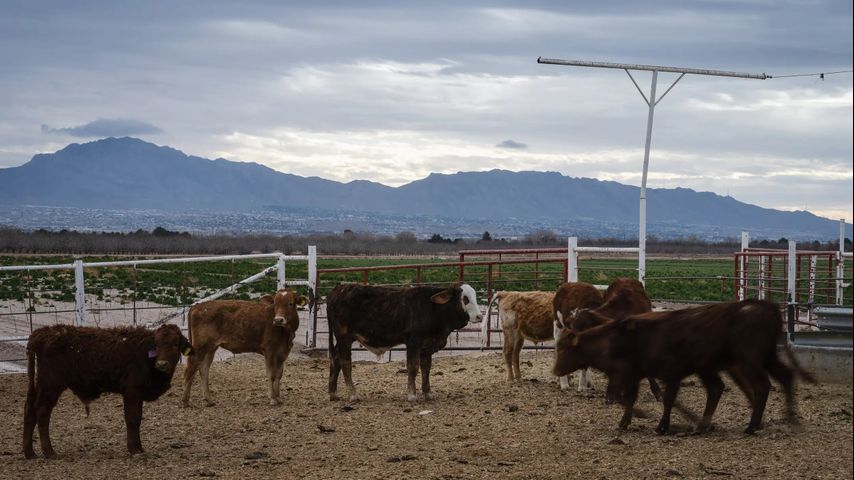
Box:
[180,336,195,356]
[430,289,454,305]
[297,295,308,307]
[260,294,274,304]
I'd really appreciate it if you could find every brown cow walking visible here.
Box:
[554,299,815,434]
[23,324,192,458]
[552,282,604,390]
[182,289,307,407]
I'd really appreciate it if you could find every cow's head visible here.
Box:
[265,289,306,332]
[552,327,583,378]
[430,283,482,329]
[150,324,193,375]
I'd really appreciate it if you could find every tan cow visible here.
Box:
[182,289,307,407]
[484,291,556,382]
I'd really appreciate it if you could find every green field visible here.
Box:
[1,254,851,308]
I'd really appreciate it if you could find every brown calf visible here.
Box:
[552,282,604,390]
[485,291,555,381]
[554,299,815,434]
[23,324,192,458]
[182,289,307,407]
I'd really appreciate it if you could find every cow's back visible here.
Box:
[553,282,604,327]
[500,291,555,341]
[597,278,652,321]
[188,300,272,353]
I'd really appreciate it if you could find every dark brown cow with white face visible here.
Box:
[326,283,481,402]
[23,324,192,458]
[554,299,815,434]
[182,289,307,407]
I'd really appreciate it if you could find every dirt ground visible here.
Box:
[1,350,851,480]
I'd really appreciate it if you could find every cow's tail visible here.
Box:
[25,347,36,417]
[782,341,817,384]
[482,292,503,340]
[327,306,336,359]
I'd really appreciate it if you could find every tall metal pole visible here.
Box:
[537,58,766,287]
[638,70,658,285]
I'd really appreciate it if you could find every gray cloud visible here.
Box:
[41,119,163,138]
[0,1,850,221]
[496,139,528,150]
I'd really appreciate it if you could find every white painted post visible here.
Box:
[567,237,578,282]
[73,259,86,326]
[637,70,658,288]
[838,219,845,305]
[808,255,817,305]
[787,240,797,305]
[277,254,286,290]
[307,245,317,348]
[758,255,766,300]
[739,231,749,300]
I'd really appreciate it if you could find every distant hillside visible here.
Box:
[0,137,849,239]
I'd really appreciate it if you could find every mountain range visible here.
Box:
[0,137,849,240]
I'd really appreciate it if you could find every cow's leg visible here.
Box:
[559,374,571,391]
[35,388,62,459]
[328,341,342,401]
[697,372,724,433]
[420,352,433,401]
[123,394,144,455]
[655,380,681,435]
[406,347,421,402]
[22,385,39,459]
[618,378,640,430]
[647,377,664,402]
[181,348,201,407]
[267,355,285,406]
[502,332,515,381]
[199,349,217,407]
[511,335,525,381]
[339,342,357,401]
[577,368,594,393]
[741,365,771,435]
[767,358,797,425]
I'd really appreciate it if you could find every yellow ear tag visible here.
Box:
[570,336,579,347]
[182,346,192,356]
[298,296,308,307]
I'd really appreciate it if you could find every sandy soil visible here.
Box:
[1,350,851,480]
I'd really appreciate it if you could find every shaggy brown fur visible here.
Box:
[23,324,191,458]
[182,289,306,407]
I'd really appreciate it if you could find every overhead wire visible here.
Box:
[767,70,853,79]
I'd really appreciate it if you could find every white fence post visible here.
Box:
[74,259,86,326]
[307,245,317,348]
[739,231,749,300]
[277,255,286,290]
[787,240,797,305]
[758,255,766,300]
[808,255,817,305]
[567,237,578,282]
[838,218,845,305]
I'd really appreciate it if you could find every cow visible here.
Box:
[554,299,816,435]
[552,282,604,391]
[566,278,663,403]
[23,324,193,458]
[483,290,555,382]
[182,289,307,407]
[326,283,481,402]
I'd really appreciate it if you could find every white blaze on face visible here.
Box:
[460,284,482,323]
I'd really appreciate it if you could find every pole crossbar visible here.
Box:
[537,57,768,79]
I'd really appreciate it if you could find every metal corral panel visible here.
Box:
[790,331,853,348]
[814,306,853,332]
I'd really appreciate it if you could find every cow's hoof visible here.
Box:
[654,425,669,435]
[329,394,340,402]
[743,426,757,435]
[407,394,418,403]
[696,423,714,434]
[23,449,36,460]
[270,399,282,406]
[423,392,433,402]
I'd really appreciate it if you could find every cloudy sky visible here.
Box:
[2,1,852,221]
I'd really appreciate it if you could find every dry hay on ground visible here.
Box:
[0,351,851,480]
